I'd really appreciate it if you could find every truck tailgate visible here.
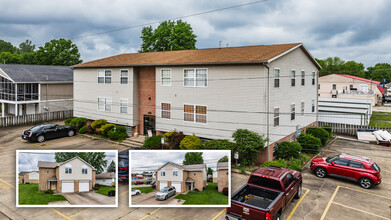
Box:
[227,201,267,220]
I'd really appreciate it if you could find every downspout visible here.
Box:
[263,63,270,161]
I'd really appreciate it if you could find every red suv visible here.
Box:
[310,153,381,189]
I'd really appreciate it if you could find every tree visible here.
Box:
[139,20,197,52]
[54,152,108,174]
[18,39,36,53]
[107,160,116,172]
[232,129,267,166]
[35,38,82,66]
[218,156,229,162]
[366,63,391,83]
[207,167,213,175]
[183,152,204,165]
[0,40,17,53]
[316,57,365,77]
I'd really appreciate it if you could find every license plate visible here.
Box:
[243,207,249,215]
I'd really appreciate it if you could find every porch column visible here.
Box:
[15,84,18,116]
[15,103,18,116]
[1,102,4,117]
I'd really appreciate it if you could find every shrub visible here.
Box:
[79,125,87,134]
[298,153,311,164]
[179,134,203,149]
[203,139,236,150]
[322,125,332,136]
[143,135,163,148]
[95,183,100,188]
[288,157,303,171]
[91,119,107,130]
[93,186,100,190]
[232,129,266,166]
[261,160,286,168]
[70,117,88,129]
[275,141,302,159]
[44,189,53,194]
[306,127,330,146]
[164,131,185,149]
[107,126,128,141]
[297,133,321,154]
[64,117,75,126]
[277,158,288,167]
[100,123,116,136]
[222,187,228,196]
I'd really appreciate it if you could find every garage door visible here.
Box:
[171,182,181,193]
[62,182,74,193]
[159,181,167,190]
[79,181,89,192]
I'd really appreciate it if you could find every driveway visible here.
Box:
[62,191,115,205]
[131,192,184,205]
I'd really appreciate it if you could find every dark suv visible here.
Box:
[310,153,381,189]
[118,150,129,182]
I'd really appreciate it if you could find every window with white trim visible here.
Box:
[312,99,315,112]
[161,103,171,119]
[173,170,178,176]
[274,68,280,88]
[161,171,165,176]
[184,69,207,87]
[312,71,316,85]
[196,106,207,123]
[120,70,128,84]
[82,168,88,174]
[120,99,128,114]
[301,102,305,116]
[161,69,171,86]
[184,104,207,123]
[65,164,72,174]
[98,70,111,84]
[301,70,305,86]
[291,70,296,86]
[291,104,295,120]
[274,108,279,126]
[98,97,112,112]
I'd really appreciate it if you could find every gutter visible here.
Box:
[263,63,270,161]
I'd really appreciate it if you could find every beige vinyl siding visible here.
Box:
[58,158,93,181]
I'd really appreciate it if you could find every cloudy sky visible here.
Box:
[1,0,391,67]
[18,151,116,172]
[130,150,229,173]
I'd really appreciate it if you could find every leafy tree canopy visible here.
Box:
[366,63,391,83]
[0,40,17,53]
[139,20,197,52]
[218,155,229,162]
[36,38,82,66]
[18,39,36,53]
[207,167,213,175]
[107,160,116,172]
[183,152,204,165]
[316,57,365,77]
[54,152,108,174]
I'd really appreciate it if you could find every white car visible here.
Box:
[131,189,141,196]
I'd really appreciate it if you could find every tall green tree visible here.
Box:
[232,129,266,166]
[35,38,82,66]
[316,57,365,77]
[0,40,17,53]
[139,20,197,52]
[207,167,213,175]
[107,160,116,172]
[366,63,391,83]
[218,156,229,162]
[183,152,204,165]
[54,152,108,174]
[18,39,36,53]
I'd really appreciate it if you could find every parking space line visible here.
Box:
[320,186,340,220]
[332,202,389,220]
[50,208,72,220]
[32,143,51,149]
[0,171,14,177]
[340,186,391,200]
[139,208,161,220]
[120,190,129,196]
[286,188,310,220]
[69,208,89,218]
[211,209,226,220]
[0,178,15,189]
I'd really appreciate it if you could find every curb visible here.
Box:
[303,136,337,169]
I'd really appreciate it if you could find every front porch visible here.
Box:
[185,177,195,191]
[47,176,58,192]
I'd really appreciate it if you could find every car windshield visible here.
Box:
[371,163,380,171]
[30,125,45,132]
[326,155,339,163]
[131,190,135,192]
[160,188,168,193]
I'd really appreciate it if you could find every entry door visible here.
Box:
[143,115,156,135]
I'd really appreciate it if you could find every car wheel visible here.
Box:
[136,192,140,195]
[315,167,327,178]
[294,184,302,199]
[37,135,45,143]
[275,212,281,220]
[68,130,75,137]
[165,195,168,200]
[359,177,373,189]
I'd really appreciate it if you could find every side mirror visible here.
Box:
[331,162,335,166]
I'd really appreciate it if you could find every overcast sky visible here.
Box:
[130,151,229,173]
[18,151,116,173]
[1,0,391,67]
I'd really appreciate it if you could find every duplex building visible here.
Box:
[72,43,320,161]
[0,64,73,117]
[155,162,207,193]
[95,172,116,186]
[18,171,39,184]
[216,162,229,192]
[38,156,96,193]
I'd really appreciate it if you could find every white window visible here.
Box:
[120,99,128,114]
[82,168,88,174]
[274,68,280,88]
[291,104,295,120]
[161,103,171,119]
[290,135,295,142]
[65,164,72,174]
[184,105,194,122]
[274,108,279,126]
[98,97,112,112]
[184,104,207,123]
[161,69,171,86]
[173,170,178,176]
[196,106,207,123]
[312,71,316,85]
[291,70,296,86]
[301,70,305,86]
[98,70,111,84]
[184,69,207,87]
[161,171,165,176]
[301,102,305,116]
[120,70,128,84]
[312,99,315,112]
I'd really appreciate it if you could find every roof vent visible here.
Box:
[219,40,222,49]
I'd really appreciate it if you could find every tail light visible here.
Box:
[120,166,128,171]
[266,213,271,220]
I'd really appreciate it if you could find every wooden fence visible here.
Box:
[318,121,391,136]
[0,110,73,128]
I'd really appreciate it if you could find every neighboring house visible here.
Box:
[152,172,156,181]
[38,156,96,193]
[318,97,372,126]
[72,43,320,161]
[318,74,383,106]
[0,64,73,117]
[212,171,218,183]
[95,172,115,186]
[18,171,39,184]
[216,162,229,192]
[143,173,153,179]
[156,162,207,193]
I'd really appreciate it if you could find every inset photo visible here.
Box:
[16,150,118,207]
[129,150,230,207]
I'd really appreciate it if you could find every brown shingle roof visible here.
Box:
[73,43,303,68]
[183,164,206,172]
[96,172,116,179]
[217,162,229,170]
[38,161,60,168]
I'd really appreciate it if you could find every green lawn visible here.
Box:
[369,111,391,128]
[97,186,116,196]
[18,184,67,205]
[175,182,228,205]
[132,187,155,194]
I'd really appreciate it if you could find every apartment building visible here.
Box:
[72,43,320,161]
